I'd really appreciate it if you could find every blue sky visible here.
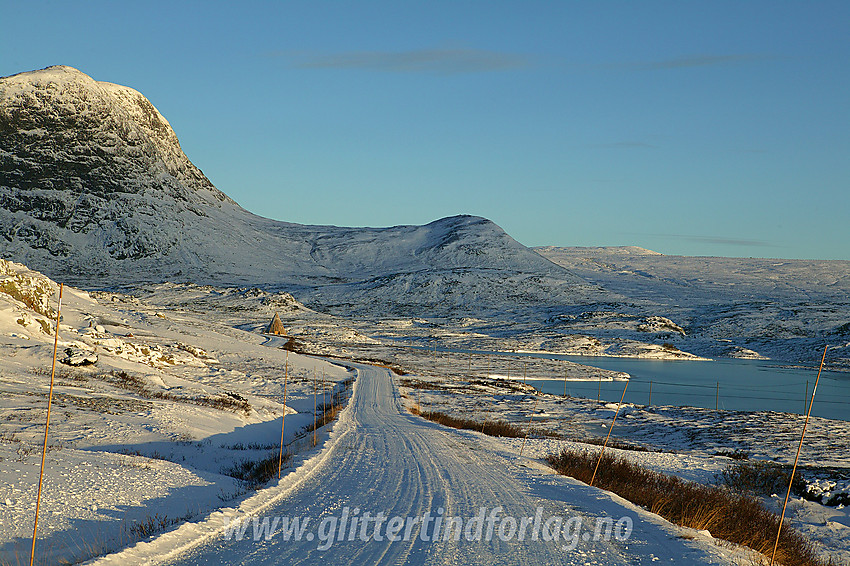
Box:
[2,1,848,259]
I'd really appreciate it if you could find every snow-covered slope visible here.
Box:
[2,66,846,368]
[535,246,850,305]
[0,66,596,317]
[536,246,850,368]
[1,260,845,564]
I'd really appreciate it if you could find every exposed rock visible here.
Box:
[61,347,98,366]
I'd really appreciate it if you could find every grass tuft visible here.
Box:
[127,513,178,539]
[546,448,829,566]
[718,460,805,497]
[714,448,751,460]
[578,436,650,452]
[106,371,251,414]
[411,407,526,438]
[223,452,288,489]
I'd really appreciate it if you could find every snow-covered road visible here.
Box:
[151,364,737,565]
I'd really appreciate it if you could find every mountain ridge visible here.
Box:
[0,66,596,315]
[2,66,847,366]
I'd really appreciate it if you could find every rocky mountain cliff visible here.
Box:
[0,66,236,265]
[0,66,597,316]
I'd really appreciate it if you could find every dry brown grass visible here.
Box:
[410,407,527,438]
[223,452,289,489]
[305,402,345,433]
[106,371,251,414]
[719,460,805,497]
[546,448,831,566]
[578,436,650,453]
[126,513,179,539]
[398,378,452,391]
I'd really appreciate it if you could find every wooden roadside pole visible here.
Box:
[31,283,63,566]
[433,344,437,377]
[590,378,629,487]
[563,365,568,398]
[518,391,540,458]
[312,369,317,446]
[330,371,334,414]
[770,345,828,566]
[277,351,289,479]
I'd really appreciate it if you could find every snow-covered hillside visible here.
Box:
[0,258,354,564]
[0,66,599,319]
[1,66,847,370]
[535,246,850,369]
[2,259,847,564]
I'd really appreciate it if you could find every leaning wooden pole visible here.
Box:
[518,391,540,458]
[277,351,289,479]
[31,283,63,566]
[590,378,629,487]
[563,365,568,398]
[770,345,828,566]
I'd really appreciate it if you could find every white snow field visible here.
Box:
[0,259,354,565]
[534,246,850,370]
[96,365,747,566]
[2,261,849,565]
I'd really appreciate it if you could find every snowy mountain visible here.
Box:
[0,66,598,316]
[2,66,846,367]
[536,246,850,367]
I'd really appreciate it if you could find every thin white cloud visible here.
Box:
[643,54,758,69]
[609,53,774,71]
[590,141,658,149]
[281,48,531,75]
[654,233,778,247]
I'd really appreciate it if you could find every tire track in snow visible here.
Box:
[105,364,740,565]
